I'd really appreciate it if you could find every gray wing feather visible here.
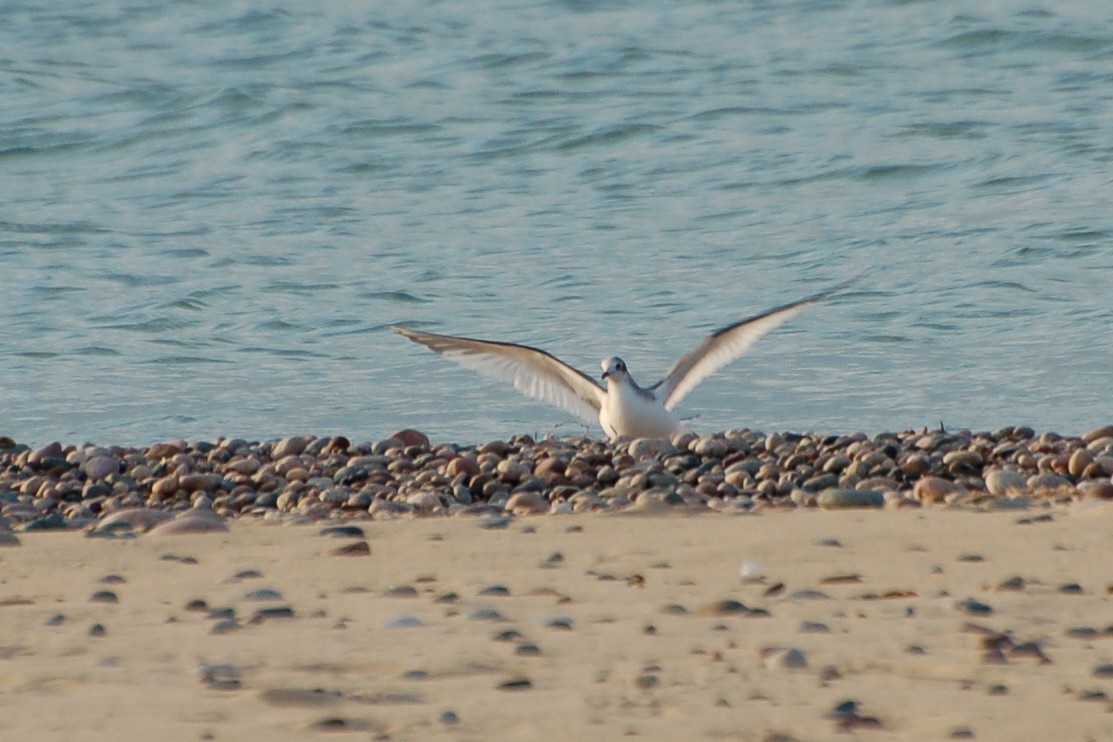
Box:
[392,326,605,424]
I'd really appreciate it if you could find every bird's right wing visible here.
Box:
[391,326,605,424]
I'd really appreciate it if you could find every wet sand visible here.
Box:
[3,505,1113,741]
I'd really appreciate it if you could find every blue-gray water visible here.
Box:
[3,1,1112,447]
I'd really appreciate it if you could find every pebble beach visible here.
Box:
[3,427,1113,740]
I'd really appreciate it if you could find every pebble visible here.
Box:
[271,436,308,458]
[913,477,967,504]
[984,469,1027,496]
[760,646,808,670]
[0,426,1110,530]
[381,615,423,628]
[83,455,120,480]
[146,510,228,536]
[328,540,371,557]
[243,588,284,601]
[505,491,549,515]
[199,662,241,691]
[319,525,365,539]
[955,598,993,616]
[817,488,883,509]
[697,599,760,617]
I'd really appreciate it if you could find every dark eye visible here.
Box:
[617,362,625,371]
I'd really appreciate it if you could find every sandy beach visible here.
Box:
[3,504,1113,741]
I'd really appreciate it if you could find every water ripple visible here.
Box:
[2,0,1112,444]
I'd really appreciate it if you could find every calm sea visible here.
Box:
[3,1,1112,446]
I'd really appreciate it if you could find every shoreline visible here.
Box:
[3,425,1113,535]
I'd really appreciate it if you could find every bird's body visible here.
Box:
[597,359,682,439]
[392,280,854,440]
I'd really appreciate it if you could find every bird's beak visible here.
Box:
[601,370,610,380]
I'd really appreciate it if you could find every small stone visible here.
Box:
[199,662,240,690]
[271,436,308,458]
[634,673,659,689]
[1027,472,1071,493]
[817,488,883,509]
[505,491,549,515]
[497,676,532,691]
[544,615,574,630]
[251,606,294,621]
[319,525,365,539]
[479,584,511,597]
[210,619,240,634]
[515,642,542,657]
[692,435,728,458]
[381,615,423,628]
[146,511,227,536]
[1093,663,1113,678]
[469,608,504,624]
[445,456,480,478]
[329,540,371,557]
[955,597,993,616]
[697,599,756,617]
[84,455,120,480]
[439,710,459,725]
[1082,425,1113,443]
[1068,449,1093,477]
[28,441,63,465]
[1078,481,1113,499]
[984,469,1027,496]
[90,590,118,603]
[802,474,839,492]
[1065,627,1099,639]
[761,646,808,670]
[629,438,677,459]
[89,623,107,637]
[913,477,967,504]
[390,429,431,449]
[541,551,564,568]
[20,513,68,531]
[995,576,1026,591]
[243,588,284,601]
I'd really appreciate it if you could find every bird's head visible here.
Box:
[600,356,628,383]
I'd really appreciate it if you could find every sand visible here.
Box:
[3,505,1113,741]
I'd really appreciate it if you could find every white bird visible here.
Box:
[392,280,854,440]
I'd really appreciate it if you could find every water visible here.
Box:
[3,1,1112,447]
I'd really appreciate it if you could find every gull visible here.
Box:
[391,279,855,440]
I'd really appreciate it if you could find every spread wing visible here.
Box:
[653,278,858,410]
[391,326,605,424]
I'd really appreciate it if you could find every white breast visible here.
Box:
[599,384,683,439]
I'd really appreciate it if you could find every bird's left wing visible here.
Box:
[653,278,857,410]
[391,326,606,424]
